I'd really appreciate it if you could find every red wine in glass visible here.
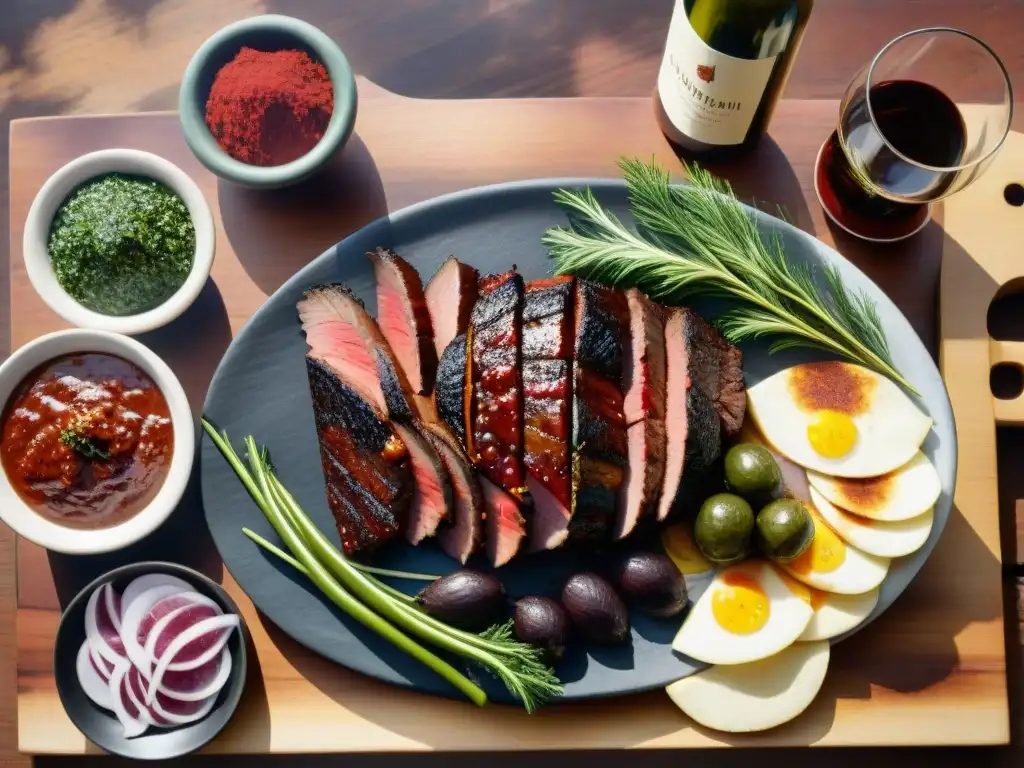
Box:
[818,80,966,241]
[813,28,1011,242]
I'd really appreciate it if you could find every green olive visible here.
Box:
[724,444,782,506]
[756,499,814,562]
[694,493,755,565]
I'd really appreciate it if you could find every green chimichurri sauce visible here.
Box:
[47,173,195,316]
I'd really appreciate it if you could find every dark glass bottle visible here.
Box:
[655,0,814,160]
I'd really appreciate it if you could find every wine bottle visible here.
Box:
[655,0,813,158]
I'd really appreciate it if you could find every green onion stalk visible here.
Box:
[202,419,563,712]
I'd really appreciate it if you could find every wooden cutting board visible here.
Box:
[7,78,1014,753]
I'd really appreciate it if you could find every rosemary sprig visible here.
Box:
[542,157,915,394]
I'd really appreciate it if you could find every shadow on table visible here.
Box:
[703,135,814,235]
[218,132,388,297]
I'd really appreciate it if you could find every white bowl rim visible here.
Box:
[0,329,194,554]
[22,148,215,335]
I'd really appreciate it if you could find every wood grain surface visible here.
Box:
[2,2,1024,767]
[5,79,1018,759]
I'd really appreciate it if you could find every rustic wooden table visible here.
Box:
[1,1,1022,766]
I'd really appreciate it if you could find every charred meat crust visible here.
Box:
[522,276,574,511]
[681,307,746,438]
[570,281,630,543]
[305,357,413,555]
[435,334,469,445]
[470,270,528,499]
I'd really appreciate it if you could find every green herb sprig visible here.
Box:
[543,157,915,394]
[60,430,110,461]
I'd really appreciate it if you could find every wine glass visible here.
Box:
[814,27,1013,242]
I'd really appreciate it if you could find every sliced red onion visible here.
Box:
[145,615,239,704]
[119,585,191,676]
[108,664,148,739]
[158,647,232,702]
[90,646,113,682]
[139,592,220,667]
[119,574,192,612]
[123,666,157,727]
[146,601,222,671]
[103,583,122,634]
[149,686,218,726]
[85,583,129,668]
[76,641,113,712]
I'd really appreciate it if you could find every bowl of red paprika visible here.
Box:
[178,14,357,189]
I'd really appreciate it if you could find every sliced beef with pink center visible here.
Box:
[370,247,438,395]
[657,308,723,522]
[425,256,479,361]
[616,289,668,539]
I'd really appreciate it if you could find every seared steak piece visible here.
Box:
[681,307,746,438]
[480,477,527,568]
[470,270,527,499]
[422,424,483,564]
[370,248,437,395]
[522,277,575,360]
[524,360,572,550]
[435,333,470,445]
[425,257,479,360]
[299,283,453,544]
[521,277,574,551]
[298,284,385,409]
[305,357,413,555]
[616,289,668,539]
[393,422,452,545]
[657,308,723,522]
[570,281,629,543]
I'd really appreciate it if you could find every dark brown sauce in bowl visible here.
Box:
[0,353,173,529]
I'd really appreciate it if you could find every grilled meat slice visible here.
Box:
[435,333,470,446]
[523,360,572,550]
[393,422,452,545]
[520,277,575,551]
[305,357,413,554]
[370,248,437,395]
[299,283,453,542]
[570,282,629,543]
[470,270,527,499]
[422,424,483,564]
[658,308,724,522]
[298,284,386,409]
[425,257,479,360]
[619,419,667,537]
[680,307,746,438]
[522,277,574,360]
[480,477,526,567]
[623,289,667,425]
[616,289,668,538]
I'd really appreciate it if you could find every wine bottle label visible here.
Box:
[657,2,778,146]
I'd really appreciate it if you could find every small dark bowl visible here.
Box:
[178,14,357,189]
[54,562,248,760]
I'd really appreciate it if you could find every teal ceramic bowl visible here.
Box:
[178,14,357,189]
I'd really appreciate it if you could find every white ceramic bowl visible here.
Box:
[23,149,215,335]
[0,329,194,554]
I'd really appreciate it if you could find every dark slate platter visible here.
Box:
[200,179,954,703]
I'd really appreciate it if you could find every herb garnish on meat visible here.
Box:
[543,158,914,393]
